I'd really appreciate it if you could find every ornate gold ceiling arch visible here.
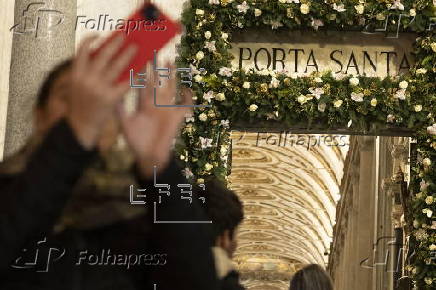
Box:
[229,132,348,289]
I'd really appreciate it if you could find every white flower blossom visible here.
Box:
[410,9,416,16]
[215,93,226,101]
[209,0,219,4]
[194,75,203,83]
[420,180,430,192]
[218,67,232,77]
[425,277,433,285]
[254,9,262,17]
[204,163,213,171]
[249,104,258,111]
[425,196,434,205]
[270,77,280,88]
[199,113,208,122]
[349,77,359,86]
[271,20,284,29]
[351,92,364,102]
[196,51,205,60]
[399,80,408,89]
[182,167,194,179]
[309,87,324,100]
[196,9,205,15]
[423,158,432,167]
[204,31,212,39]
[243,82,251,89]
[394,89,406,100]
[415,105,423,112]
[416,68,427,74]
[221,32,229,40]
[220,120,230,128]
[334,99,343,108]
[427,124,436,135]
[333,3,346,12]
[237,1,250,14]
[423,208,433,218]
[354,4,364,14]
[431,43,436,53]
[370,98,378,107]
[300,4,310,14]
[390,0,405,10]
[200,136,214,149]
[185,116,195,123]
[204,41,216,52]
[203,91,215,103]
[318,103,326,112]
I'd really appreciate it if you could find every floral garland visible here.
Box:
[176,0,435,287]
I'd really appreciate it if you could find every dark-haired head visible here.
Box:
[290,264,333,290]
[198,179,244,257]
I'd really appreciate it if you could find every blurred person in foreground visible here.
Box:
[289,264,334,290]
[0,34,219,290]
[200,180,245,290]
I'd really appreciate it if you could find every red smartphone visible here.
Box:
[92,3,181,83]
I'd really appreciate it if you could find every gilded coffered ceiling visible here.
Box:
[228,131,349,290]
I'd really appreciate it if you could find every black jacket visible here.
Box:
[0,120,220,290]
[222,271,245,290]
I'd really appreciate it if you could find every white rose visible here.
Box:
[196,9,205,15]
[415,105,423,112]
[371,98,378,107]
[413,219,420,228]
[279,0,287,3]
[221,32,229,40]
[425,277,433,285]
[387,114,395,123]
[423,158,432,167]
[254,9,262,17]
[425,196,434,205]
[297,95,307,104]
[427,124,436,135]
[351,92,364,102]
[399,80,408,89]
[194,75,203,83]
[249,104,258,112]
[196,51,205,60]
[334,100,343,108]
[204,163,213,171]
[216,93,226,101]
[204,31,212,39]
[349,77,360,86]
[416,68,427,74]
[314,77,323,83]
[300,3,310,14]
[318,103,326,112]
[243,82,251,89]
[430,244,436,251]
[410,9,416,16]
[431,43,436,53]
[354,4,364,14]
[199,113,208,122]
[423,208,433,218]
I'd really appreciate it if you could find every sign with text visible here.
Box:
[230,31,416,78]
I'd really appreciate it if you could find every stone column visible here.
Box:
[4,0,77,158]
[355,136,376,290]
[0,1,15,160]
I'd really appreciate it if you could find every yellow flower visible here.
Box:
[204,163,213,171]
[371,98,378,107]
[197,178,205,184]
[216,93,226,101]
[354,4,364,14]
[243,82,251,89]
[425,196,434,205]
[431,43,436,53]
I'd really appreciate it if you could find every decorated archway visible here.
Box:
[175,0,435,288]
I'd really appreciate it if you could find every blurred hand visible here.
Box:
[67,35,137,149]
[118,62,193,178]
